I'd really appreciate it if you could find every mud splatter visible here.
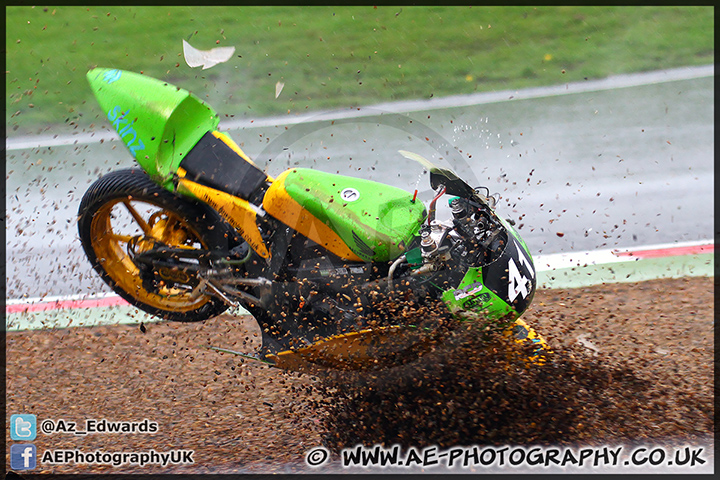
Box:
[313,278,714,451]
[4,277,714,474]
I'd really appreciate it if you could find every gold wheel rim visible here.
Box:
[90,197,214,312]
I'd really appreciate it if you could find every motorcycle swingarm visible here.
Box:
[132,245,269,306]
[131,245,231,284]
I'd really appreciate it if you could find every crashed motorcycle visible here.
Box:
[78,68,547,372]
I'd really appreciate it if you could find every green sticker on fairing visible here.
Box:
[281,168,426,262]
[87,68,219,191]
[442,266,515,320]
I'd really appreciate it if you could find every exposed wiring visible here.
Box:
[427,184,447,224]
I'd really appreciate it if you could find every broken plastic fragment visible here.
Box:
[182,40,235,70]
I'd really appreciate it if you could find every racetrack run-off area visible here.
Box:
[5,274,714,474]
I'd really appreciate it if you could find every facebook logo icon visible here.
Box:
[11,444,37,470]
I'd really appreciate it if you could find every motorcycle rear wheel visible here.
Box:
[78,168,231,321]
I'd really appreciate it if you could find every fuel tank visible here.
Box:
[263,168,426,262]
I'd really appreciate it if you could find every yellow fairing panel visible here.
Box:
[266,326,429,372]
[504,318,550,365]
[263,169,363,262]
[176,167,270,259]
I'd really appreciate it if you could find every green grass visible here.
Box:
[6,6,714,134]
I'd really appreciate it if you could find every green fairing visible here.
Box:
[442,216,534,321]
[282,169,426,262]
[442,267,514,320]
[86,68,218,191]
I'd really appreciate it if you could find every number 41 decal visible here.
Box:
[507,240,535,302]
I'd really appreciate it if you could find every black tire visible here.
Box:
[78,168,231,321]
